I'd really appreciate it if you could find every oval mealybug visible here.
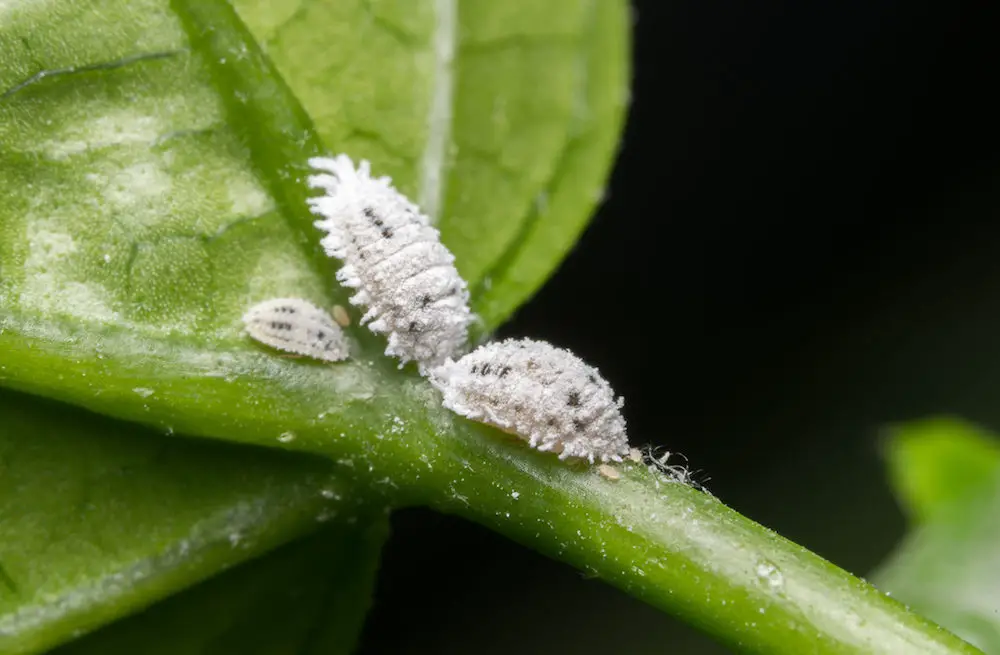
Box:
[306,154,473,372]
[243,297,349,362]
[429,338,629,463]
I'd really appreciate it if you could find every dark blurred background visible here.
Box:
[360,1,998,653]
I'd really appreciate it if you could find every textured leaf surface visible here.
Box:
[875,418,1000,653]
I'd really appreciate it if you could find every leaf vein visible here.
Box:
[0,50,186,101]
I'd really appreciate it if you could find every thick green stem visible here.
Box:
[0,317,980,654]
[430,448,976,655]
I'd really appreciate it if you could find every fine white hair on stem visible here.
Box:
[429,338,630,464]
[641,445,710,493]
[306,154,473,373]
[242,297,349,362]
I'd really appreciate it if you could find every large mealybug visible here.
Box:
[430,338,629,463]
[307,155,473,373]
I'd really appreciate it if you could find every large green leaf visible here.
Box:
[54,520,387,655]
[0,389,353,655]
[874,418,1000,653]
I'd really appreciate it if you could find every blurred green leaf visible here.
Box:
[54,519,388,655]
[874,417,1000,653]
[882,417,1000,523]
[0,389,353,655]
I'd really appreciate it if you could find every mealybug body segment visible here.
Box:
[243,298,349,362]
[430,338,629,463]
[306,155,473,372]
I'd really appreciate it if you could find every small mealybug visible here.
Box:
[243,297,349,362]
[306,154,473,373]
[429,338,629,463]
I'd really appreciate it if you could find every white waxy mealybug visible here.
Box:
[430,338,629,463]
[306,154,473,372]
[243,298,349,362]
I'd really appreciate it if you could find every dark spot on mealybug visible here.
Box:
[471,364,478,373]
[381,227,393,239]
[572,419,587,431]
[588,374,597,383]
[481,364,491,375]
[499,366,511,378]
[567,391,581,407]
[363,207,376,218]
[421,294,432,308]
[408,321,418,332]
[373,217,383,226]
[513,404,523,412]
[547,417,558,427]
[316,331,325,340]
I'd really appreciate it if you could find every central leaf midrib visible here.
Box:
[417,0,456,223]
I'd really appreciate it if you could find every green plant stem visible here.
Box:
[0,317,980,654]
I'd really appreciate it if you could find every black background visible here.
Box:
[360,1,999,653]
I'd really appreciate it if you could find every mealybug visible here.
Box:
[243,297,349,362]
[306,154,473,372]
[429,338,629,463]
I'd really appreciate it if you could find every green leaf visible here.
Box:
[53,520,387,655]
[0,388,354,655]
[231,0,630,330]
[874,418,1000,653]
[882,417,1000,523]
